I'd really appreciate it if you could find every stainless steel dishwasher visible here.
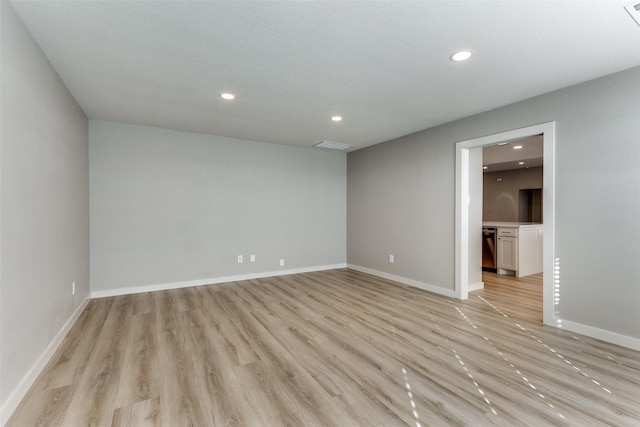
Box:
[482,227,497,272]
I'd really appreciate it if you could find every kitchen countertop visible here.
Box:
[482,221,543,228]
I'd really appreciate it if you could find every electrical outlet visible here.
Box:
[250,254,256,262]
[280,259,285,267]
[237,255,243,264]
[72,281,76,295]
[389,254,394,263]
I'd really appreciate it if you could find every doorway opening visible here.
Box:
[519,188,543,223]
[455,122,556,327]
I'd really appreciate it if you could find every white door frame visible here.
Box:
[455,122,556,326]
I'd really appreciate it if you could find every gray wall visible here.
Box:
[348,66,640,340]
[347,128,455,289]
[483,166,543,222]
[90,121,346,292]
[1,1,89,411]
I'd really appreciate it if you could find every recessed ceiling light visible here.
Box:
[331,116,343,122]
[513,145,523,149]
[220,93,235,100]
[518,162,525,165]
[450,50,472,62]
[483,166,488,170]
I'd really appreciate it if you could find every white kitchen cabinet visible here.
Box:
[517,226,543,277]
[486,222,543,278]
[497,233,517,271]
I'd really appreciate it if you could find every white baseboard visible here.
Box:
[346,266,640,351]
[468,281,484,292]
[91,263,348,298]
[1,295,91,426]
[346,264,457,298]
[558,319,640,351]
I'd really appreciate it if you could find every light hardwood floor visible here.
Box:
[7,269,640,426]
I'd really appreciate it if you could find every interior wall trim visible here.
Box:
[90,264,348,299]
[468,282,485,292]
[1,296,91,426]
[348,263,640,351]
[3,264,349,423]
[346,264,457,299]
[559,319,640,351]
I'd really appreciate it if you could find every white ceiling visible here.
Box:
[9,1,640,152]
[483,135,544,172]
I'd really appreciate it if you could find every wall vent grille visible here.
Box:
[314,140,355,151]
[625,3,640,27]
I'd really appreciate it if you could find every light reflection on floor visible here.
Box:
[476,294,615,395]
[401,367,422,427]
[571,334,629,369]
[388,320,424,426]
[451,301,566,420]
[392,280,626,424]
[427,312,498,416]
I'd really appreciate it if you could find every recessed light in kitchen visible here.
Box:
[513,145,523,149]
[219,93,235,100]
[483,166,488,170]
[331,116,343,122]
[518,162,525,165]
[450,50,472,62]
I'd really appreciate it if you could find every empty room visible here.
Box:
[2,1,640,426]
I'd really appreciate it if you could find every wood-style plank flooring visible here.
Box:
[479,271,544,322]
[7,269,640,426]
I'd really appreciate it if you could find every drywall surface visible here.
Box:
[1,1,89,414]
[483,167,543,222]
[89,121,346,292]
[348,66,640,339]
[348,127,455,289]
